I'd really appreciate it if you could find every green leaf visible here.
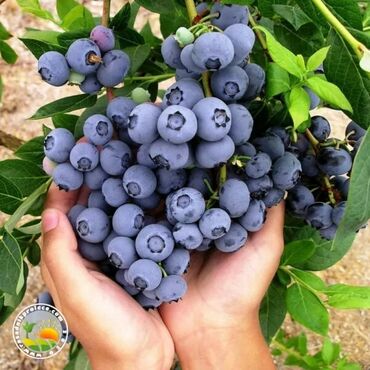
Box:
[286,86,311,129]
[16,0,55,22]
[0,232,23,294]
[307,46,331,71]
[321,338,340,365]
[116,28,145,48]
[160,11,189,39]
[23,29,61,44]
[272,5,312,31]
[128,2,140,28]
[64,347,91,370]
[295,0,328,30]
[60,5,95,31]
[258,0,286,17]
[125,44,151,75]
[266,63,291,98]
[0,159,49,197]
[31,94,97,120]
[221,0,254,3]
[286,283,329,335]
[254,26,303,78]
[52,113,78,133]
[325,30,370,127]
[259,280,287,343]
[0,22,11,40]
[325,0,363,30]
[110,3,130,32]
[305,76,353,113]
[57,30,91,48]
[15,136,44,164]
[289,268,326,292]
[0,175,23,214]
[140,22,161,47]
[56,0,79,20]
[0,40,17,64]
[324,284,370,309]
[135,0,186,15]
[281,239,316,266]
[26,242,41,266]
[19,38,66,59]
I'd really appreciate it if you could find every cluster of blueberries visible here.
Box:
[38,25,129,93]
[40,2,362,308]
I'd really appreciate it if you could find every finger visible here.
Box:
[45,184,80,214]
[40,261,61,307]
[77,185,91,206]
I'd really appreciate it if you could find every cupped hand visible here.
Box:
[159,204,285,370]
[41,185,174,370]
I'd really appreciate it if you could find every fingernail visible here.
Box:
[42,209,59,233]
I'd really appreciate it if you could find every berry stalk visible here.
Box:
[102,0,114,101]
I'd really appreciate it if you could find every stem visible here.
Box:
[124,73,175,82]
[310,0,366,60]
[249,14,267,51]
[201,72,212,97]
[219,165,227,187]
[305,128,320,149]
[272,339,314,367]
[0,129,24,151]
[184,0,197,25]
[101,0,111,27]
[323,176,336,205]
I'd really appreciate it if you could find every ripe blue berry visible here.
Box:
[38,51,70,86]
[112,204,144,237]
[90,25,115,52]
[66,39,101,75]
[44,128,75,163]
[83,114,113,145]
[97,50,130,87]
[53,162,83,191]
[76,207,110,243]
[70,142,99,172]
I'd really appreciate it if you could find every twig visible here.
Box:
[102,0,114,101]
[0,129,24,151]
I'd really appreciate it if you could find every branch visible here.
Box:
[0,129,24,151]
[102,0,111,27]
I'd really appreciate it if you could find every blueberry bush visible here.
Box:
[0,0,370,368]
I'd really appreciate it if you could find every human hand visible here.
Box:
[41,185,174,370]
[159,204,285,370]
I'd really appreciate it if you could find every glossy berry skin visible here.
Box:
[78,240,107,262]
[149,139,190,170]
[219,179,250,218]
[172,223,203,250]
[215,222,248,253]
[262,188,285,208]
[67,204,86,230]
[333,176,350,199]
[88,190,111,212]
[199,208,231,240]
[228,104,253,145]
[97,50,130,87]
[238,199,266,232]
[305,202,333,229]
[180,44,204,74]
[287,184,315,217]
[66,39,101,75]
[155,275,187,303]
[53,163,83,191]
[106,236,138,269]
[211,4,249,30]
[127,259,162,291]
[193,97,231,142]
[161,35,184,69]
[112,204,144,237]
[38,51,70,86]
[106,97,137,130]
[332,201,346,226]
[224,24,255,65]
[70,142,99,172]
[100,140,132,176]
[90,25,115,52]
[211,66,249,102]
[156,168,187,195]
[310,116,331,142]
[317,147,352,176]
[157,105,197,144]
[163,248,190,275]
[245,152,272,179]
[162,79,205,109]
[128,103,161,144]
[84,165,109,190]
[83,114,113,145]
[196,135,235,169]
[80,74,102,94]
[192,32,234,71]
[237,143,257,157]
[266,127,290,149]
[122,165,157,199]
[272,152,302,190]
[135,224,175,262]
[168,187,206,223]
[245,175,273,199]
[44,128,75,163]
[301,154,320,178]
[304,87,320,110]
[253,135,285,162]
[137,144,156,169]
[76,208,110,243]
[102,177,129,207]
[346,121,366,141]
[241,63,266,101]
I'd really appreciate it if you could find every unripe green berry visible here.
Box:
[131,87,151,104]
[175,27,195,47]
[69,71,85,85]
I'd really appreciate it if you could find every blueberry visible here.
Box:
[155,275,187,303]
[310,116,331,142]
[245,152,272,179]
[199,208,231,239]
[127,259,162,291]
[287,184,315,217]
[83,114,113,145]
[219,179,250,218]
[133,192,161,210]
[102,177,129,207]
[76,207,110,243]
[106,97,137,130]
[172,223,203,250]
[122,165,157,199]
[228,104,253,145]
[88,190,111,212]
[107,236,138,269]
[161,35,184,69]
[69,142,99,172]
[136,144,156,169]
[210,4,249,29]
[180,44,204,74]
[215,222,248,253]
[317,147,352,176]
[112,204,144,237]
[305,202,333,229]
[44,128,75,163]
[38,51,70,86]
[53,162,83,191]
[90,25,115,52]
[100,140,132,176]
[238,199,266,232]
[163,248,190,275]
[80,74,102,94]
[78,240,107,262]
[156,168,187,195]
[272,152,302,190]
[241,63,266,101]
[84,165,109,190]
[97,50,130,87]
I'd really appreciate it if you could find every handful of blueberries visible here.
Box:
[39,3,363,309]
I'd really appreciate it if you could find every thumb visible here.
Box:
[42,208,95,302]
